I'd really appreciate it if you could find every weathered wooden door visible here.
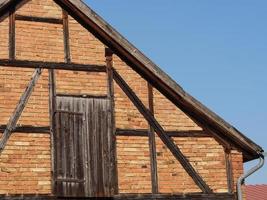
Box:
[54,96,117,197]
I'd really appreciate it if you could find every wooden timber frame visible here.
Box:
[0,193,235,200]
[112,68,212,194]
[52,0,262,161]
[147,83,159,194]
[105,48,119,195]
[0,0,263,199]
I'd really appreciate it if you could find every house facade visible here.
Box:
[0,0,263,199]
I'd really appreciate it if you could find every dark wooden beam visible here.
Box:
[62,10,71,63]
[0,59,107,72]
[9,6,15,60]
[225,149,234,194]
[56,93,107,99]
[15,14,63,24]
[49,69,57,195]
[116,129,148,137]
[0,68,42,152]
[116,129,210,138]
[147,83,158,194]
[113,69,212,194]
[0,193,235,200]
[105,48,119,195]
[115,193,235,200]
[167,131,209,137]
[0,125,50,133]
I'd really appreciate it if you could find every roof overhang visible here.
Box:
[0,0,263,162]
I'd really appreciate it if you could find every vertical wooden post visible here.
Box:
[225,148,234,193]
[9,6,15,60]
[148,83,159,194]
[62,9,71,63]
[105,48,118,195]
[49,69,57,194]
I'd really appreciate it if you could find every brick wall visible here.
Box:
[231,150,244,192]
[0,133,51,195]
[0,0,244,195]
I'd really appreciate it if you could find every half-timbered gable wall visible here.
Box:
[0,0,245,197]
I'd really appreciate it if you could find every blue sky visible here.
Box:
[85,0,267,184]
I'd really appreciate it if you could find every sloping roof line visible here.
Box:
[0,0,263,161]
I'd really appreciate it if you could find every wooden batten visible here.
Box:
[8,6,15,60]
[56,93,107,99]
[225,149,234,193]
[112,68,212,194]
[62,9,71,63]
[116,129,210,138]
[105,48,119,195]
[49,69,57,195]
[0,59,107,72]
[0,193,235,200]
[147,83,159,194]
[15,14,63,24]
[0,125,50,133]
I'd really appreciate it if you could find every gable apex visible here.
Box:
[0,0,263,161]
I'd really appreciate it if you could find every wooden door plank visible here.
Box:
[113,69,212,194]
[0,68,42,153]
[55,98,86,197]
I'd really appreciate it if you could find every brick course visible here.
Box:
[0,0,244,196]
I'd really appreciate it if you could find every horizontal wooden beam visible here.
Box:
[15,14,63,24]
[115,193,235,200]
[0,193,235,200]
[57,93,108,99]
[116,129,210,137]
[0,125,50,133]
[0,59,107,72]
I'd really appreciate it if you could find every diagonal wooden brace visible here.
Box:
[0,68,42,153]
[112,68,212,194]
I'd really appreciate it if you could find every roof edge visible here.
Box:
[0,0,263,160]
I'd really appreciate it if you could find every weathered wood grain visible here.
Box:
[115,129,210,138]
[147,83,158,194]
[105,48,118,195]
[15,14,63,24]
[0,193,235,200]
[57,93,107,99]
[55,96,115,197]
[49,69,57,195]
[225,149,234,193]
[9,6,15,59]
[0,125,50,133]
[62,10,71,63]
[0,59,107,72]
